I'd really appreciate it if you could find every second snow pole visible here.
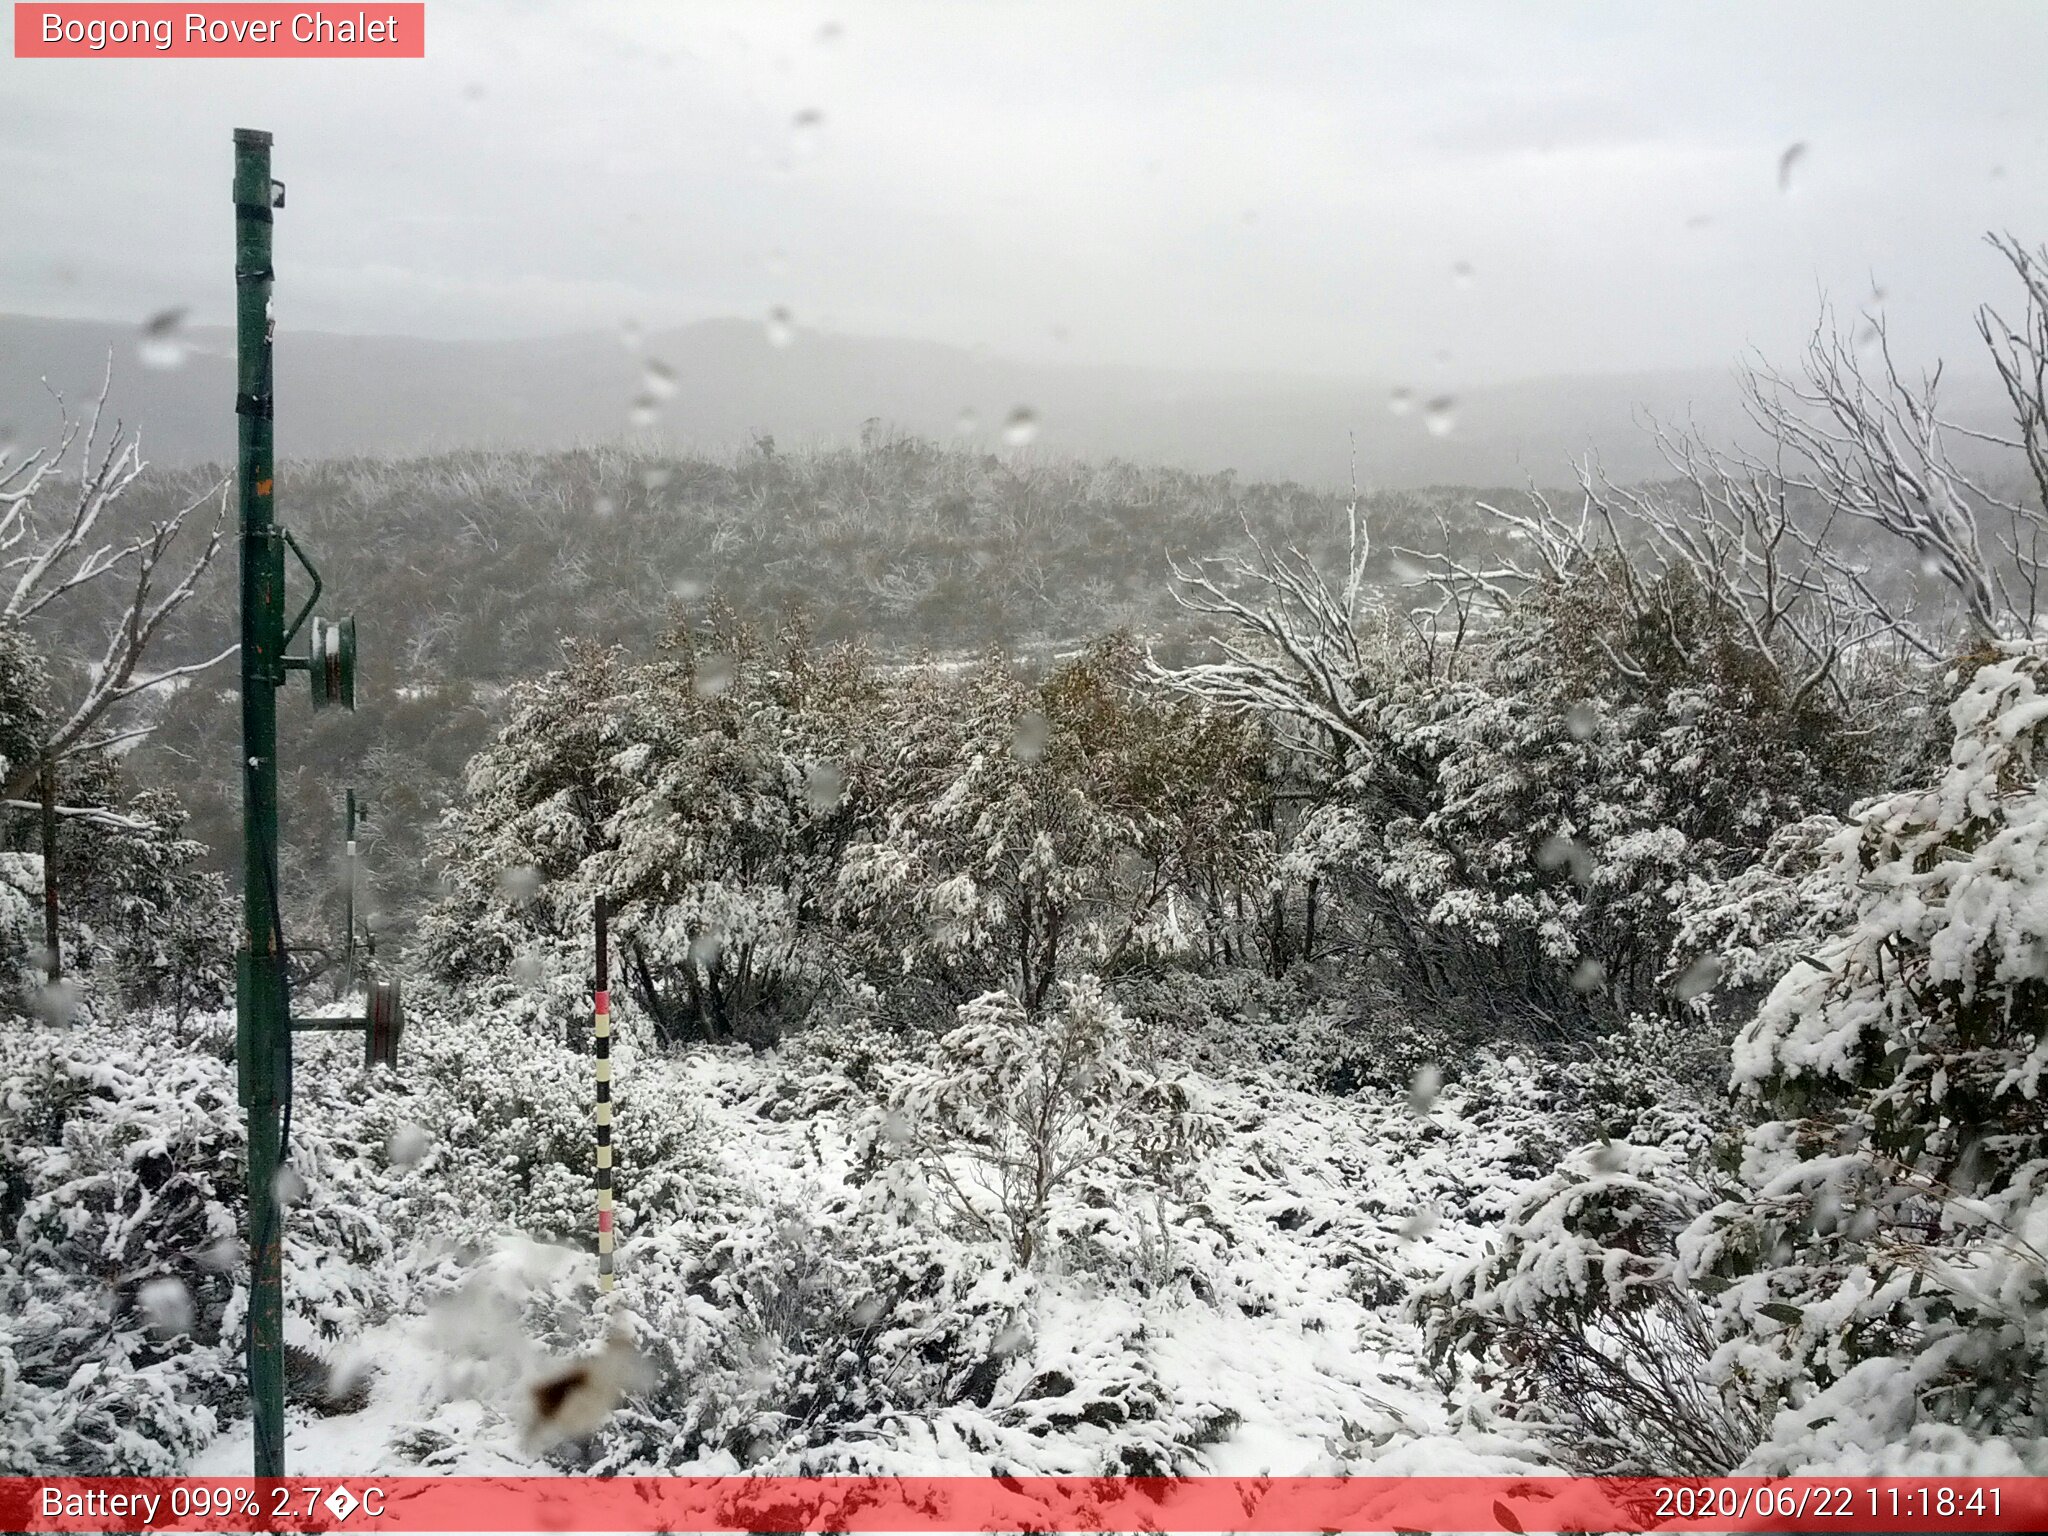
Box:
[595,896,614,1293]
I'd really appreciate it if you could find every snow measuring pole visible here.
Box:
[234,128,399,1477]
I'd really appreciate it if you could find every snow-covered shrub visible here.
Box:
[1423,645,2048,1475]
[1415,1135,1760,1473]
[839,636,1269,1020]
[0,1017,408,1472]
[872,979,1216,1267]
[597,1200,1030,1472]
[1679,643,2048,1470]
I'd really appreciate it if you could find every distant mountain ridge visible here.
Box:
[0,311,2010,489]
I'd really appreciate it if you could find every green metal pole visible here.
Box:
[232,126,288,1480]
[344,789,357,996]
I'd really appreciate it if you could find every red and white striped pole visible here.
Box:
[594,895,614,1294]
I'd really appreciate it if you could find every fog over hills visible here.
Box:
[2,310,1812,490]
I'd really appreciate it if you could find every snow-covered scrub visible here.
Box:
[1419,645,2048,1476]
[4,986,1581,1478]
[423,621,1275,1046]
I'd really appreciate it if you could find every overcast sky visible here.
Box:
[3,0,2045,387]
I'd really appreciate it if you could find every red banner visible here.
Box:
[13,5,425,58]
[2,1476,2043,1533]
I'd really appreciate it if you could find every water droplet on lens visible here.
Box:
[1565,699,1599,740]
[955,408,979,436]
[196,1236,240,1272]
[387,1123,432,1168]
[33,978,78,1025]
[1536,833,1594,884]
[1423,396,1457,437]
[1571,958,1608,993]
[695,654,735,698]
[139,307,188,370]
[138,1277,194,1337]
[1407,1063,1442,1114]
[790,108,824,157]
[1002,406,1039,446]
[642,358,678,401]
[593,495,617,518]
[687,930,726,968]
[1012,710,1050,761]
[273,1166,307,1207]
[1777,140,1808,193]
[805,761,845,813]
[1452,261,1474,288]
[816,20,842,44]
[1388,387,1414,418]
[642,465,672,490]
[1674,954,1723,1002]
[618,319,643,353]
[765,306,794,348]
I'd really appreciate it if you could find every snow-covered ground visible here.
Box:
[183,1031,1564,1478]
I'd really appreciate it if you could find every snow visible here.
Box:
[61,997,1572,1481]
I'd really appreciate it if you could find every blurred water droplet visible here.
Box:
[694,654,735,698]
[1587,1138,1629,1173]
[462,81,486,103]
[1674,954,1723,1002]
[881,1105,915,1147]
[955,408,979,436]
[1565,699,1600,740]
[196,1235,240,1272]
[137,1277,194,1337]
[1388,387,1414,418]
[1536,833,1594,885]
[642,465,672,491]
[273,1166,307,1207]
[593,495,617,518]
[790,108,824,157]
[1685,213,1714,230]
[1423,396,1457,437]
[498,865,542,904]
[1452,261,1474,288]
[1012,710,1050,762]
[670,573,705,601]
[642,358,678,401]
[33,978,78,1025]
[765,247,790,278]
[618,319,643,353]
[1853,322,1881,355]
[765,306,795,348]
[387,1123,433,1168]
[138,307,189,370]
[1397,1207,1439,1242]
[1407,1063,1442,1114]
[0,424,18,459]
[1777,141,1808,193]
[1002,406,1039,447]
[511,947,545,987]
[816,20,842,44]
[687,930,726,968]
[805,761,845,813]
[1571,957,1608,993]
